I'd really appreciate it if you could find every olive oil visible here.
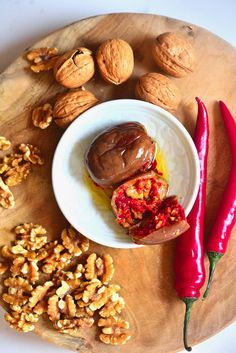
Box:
[84,145,168,208]
[83,172,112,210]
[155,147,169,181]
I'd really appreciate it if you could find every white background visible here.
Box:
[0,1,236,352]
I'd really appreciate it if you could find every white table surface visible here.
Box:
[0,1,236,352]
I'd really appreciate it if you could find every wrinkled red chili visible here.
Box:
[174,97,209,351]
[203,101,236,299]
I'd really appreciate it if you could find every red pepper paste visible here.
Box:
[114,176,167,228]
[130,196,186,237]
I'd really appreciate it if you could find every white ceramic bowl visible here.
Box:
[52,99,200,249]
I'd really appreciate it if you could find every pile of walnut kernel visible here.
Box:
[0,224,131,345]
[0,140,44,209]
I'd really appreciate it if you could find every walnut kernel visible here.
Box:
[26,47,60,73]
[0,176,15,208]
[0,136,11,151]
[32,103,53,129]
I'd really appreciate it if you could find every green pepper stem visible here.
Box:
[182,297,198,352]
[203,251,223,300]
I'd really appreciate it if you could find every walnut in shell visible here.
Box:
[54,48,95,88]
[152,32,195,77]
[53,89,98,128]
[135,72,181,112]
[96,39,134,85]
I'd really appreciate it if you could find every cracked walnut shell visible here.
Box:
[152,32,195,77]
[54,47,95,88]
[135,72,181,112]
[53,89,98,128]
[96,38,134,85]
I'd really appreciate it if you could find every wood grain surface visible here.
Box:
[0,13,236,353]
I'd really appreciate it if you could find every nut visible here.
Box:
[98,316,131,345]
[53,48,95,88]
[3,277,33,306]
[61,227,89,256]
[48,294,60,321]
[5,310,38,332]
[54,317,94,334]
[0,136,11,151]
[4,162,31,186]
[152,32,195,77]
[56,280,70,298]
[29,281,53,308]
[41,243,72,274]
[18,144,44,165]
[53,89,98,128]
[10,257,39,283]
[0,176,15,208]
[85,253,114,284]
[32,103,53,129]
[15,223,47,251]
[135,72,181,112]
[99,294,125,318]
[96,39,134,85]
[0,261,9,275]
[26,47,60,73]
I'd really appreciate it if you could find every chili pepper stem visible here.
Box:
[182,297,198,352]
[203,252,223,300]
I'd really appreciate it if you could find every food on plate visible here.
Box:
[54,47,95,88]
[96,38,134,84]
[26,47,60,73]
[86,122,156,187]
[130,196,189,244]
[53,89,98,128]
[174,98,209,351]
[152,32,195,77]
[135,72,181,112]
[32,103,53,129]
[203,101,236,299]
[0,224,131,345]
[111,171,168,228]
[0,143,44,209]
[86,121,189,244]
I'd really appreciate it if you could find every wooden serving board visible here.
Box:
[0,13,236,353]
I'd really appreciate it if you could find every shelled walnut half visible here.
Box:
[26,47,60,73]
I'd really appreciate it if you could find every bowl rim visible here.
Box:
[52,99,200,248]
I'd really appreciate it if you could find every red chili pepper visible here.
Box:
[174,97,209,351]
[203,101,236,299]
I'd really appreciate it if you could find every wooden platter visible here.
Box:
[0,13,236,353]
